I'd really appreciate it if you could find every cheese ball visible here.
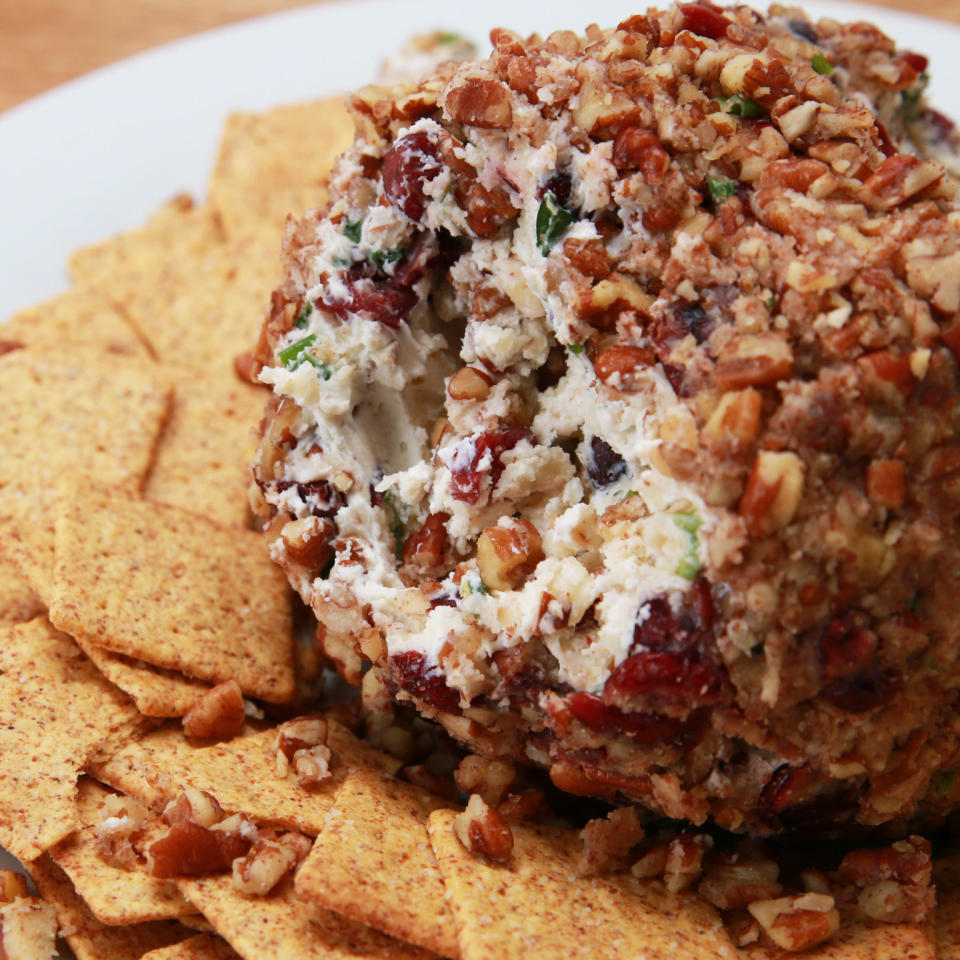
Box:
[252,3,960,835]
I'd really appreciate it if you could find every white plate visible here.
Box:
[0,0,957,898]
[0,0,959,321]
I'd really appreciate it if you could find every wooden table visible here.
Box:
[1,0,959,114]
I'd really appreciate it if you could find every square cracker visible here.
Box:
[1,286,147,358]
[49,486,295,702]
[0,549,44,624]
[145,367,267,530]
[89,718,401,835]
[208,98,354,241]
[295,765,458,959]
[49,778,197,926]
[176,873,433,960]
[76,644,211,718]
[428,809,733,960]
[0,617,148,862]
[141,934,241,960]
[27,855,192,960]
[0,347,170,603]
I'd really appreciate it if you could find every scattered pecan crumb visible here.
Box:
[454,794,514,862]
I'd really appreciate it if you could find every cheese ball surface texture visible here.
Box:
[253,4,960,835]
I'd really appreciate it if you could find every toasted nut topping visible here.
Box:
[750,893,839,952]
[445,79,513,128]
[182,680,246,741]
[714,332,794,391]
[476,517,544,591]
[698,858,782,910]
[0,871,29,904]
[163,788,224,829]
[93,794,148,869]
[701,388,763,449]
[739,451,805,536]
[454,794,514,862]
[281,516,336,572]
[455,755,517,807]
[866,459,906,509]
[594,345,655,391]
[448,366,493,402]
[231,831,312,896]
[664,834,710,892]
[577,806,645,877]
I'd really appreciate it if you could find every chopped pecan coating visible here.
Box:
[453,794,514,862]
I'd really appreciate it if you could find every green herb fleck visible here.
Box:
[382,492,409,559]
[720,94,766,119]
[438,32,462,44]
[475,581,491,596]
[567,343,585,355]
[811,52,834,75]
[370,247,407,273]
[331,256,350,267]
[674,511,703,580]
[294,302,313,328]
[934,770,957,797]
[624,489,639,499]
[536,190,576,255]
[461,577,491,598]
[900,72,930,115]
[707,176,737,203]
[343,219,363,243]
[910,592,921,613]
[764,294,777,314]
[279,335,317,369]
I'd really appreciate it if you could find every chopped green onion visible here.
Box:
[721,94,766,119]
[460,577,491,597]
[343,219,363,243]
[811,52,834,75]
[934,770,957,797]
[910,591,921,613]
[674,511,703,580]
[294,302,313,328]
[764,294,777,314]
[900,72,930,115]
[438,32,462,44]
[331,256,350,268]
[370,247,406,272]
[278,335,332,379]
[536,190,576,255]
[475,581,491,596]
[706,176,737,203]
[567,343,585,355]
[382,492,409,559]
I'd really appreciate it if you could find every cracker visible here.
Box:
[89,718,401,835]
[0,548,44,624]
[77,644,212,718]
[27,855,192,960]
[1,286,147,358]
[49,778,197,925]
[141,934,241,960]
[145,367,267,529]
[0,347,170,602]
[0,618,148,861]
[295,765,458,958]
[428,809,733,960]
[49,486,295,702]
[208,99,354,241]
[176,873,433,960]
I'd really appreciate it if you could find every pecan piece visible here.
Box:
[476,517,544,591]
[454,755,517,807]
[0,872,28,904]
[859,155,942,211]
[232,831,312,896]
[739,451,805,536]
[454,794,514,862]
[713,333,794,391]
[446,79,513,129]
[577,807,645,877]
[182,680,246,741]
[748,893,839,952]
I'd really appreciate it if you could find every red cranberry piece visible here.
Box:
[390,651,462,714]
[586,436,628,488]
[901,51,929,73]
[273,479,345,519]
[823,666,902,713]
[606,651,730,704]
[758,763,814,817]
[567,692,705,748]
[680,2,731,39]
[382,131,444,223]
[875,122,897,158]
[449,427,535,504]
[322,274,418,329]
[819,618,877,683]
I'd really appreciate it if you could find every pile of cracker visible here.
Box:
[0,96,958,960]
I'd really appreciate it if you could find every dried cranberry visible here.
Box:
[586,436,628,488]
[607,651,730,704]
[390,651,462,714]
[901,51,929,73]
[539,170,574,208]
[819,618,877,683]
[927,109,958,145]
[758,763,813,817]
[393,230,464,288]
[274,479,345,518]
[449,427,535,504]
[824,666,902,713]
[875,122,897,158]
[382,131,444,223]
[680,2,730,39]
[567,692,705,748]
[322,273,418,329]
[778,781,864,833]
